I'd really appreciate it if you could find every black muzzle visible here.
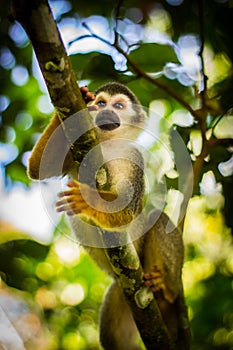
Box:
[95,110,121,131]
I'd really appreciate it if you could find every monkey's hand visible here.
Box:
[56,180,134,229]
[144,266,174,303]
[80,86,96,104]
[56,181,93,216]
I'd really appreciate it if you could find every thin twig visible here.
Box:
[115,43,200,119]
[197,0,209,141]
[69,27,201,121]
[113,0,124,45]
[197,0,208,107]
[68,34,93,46]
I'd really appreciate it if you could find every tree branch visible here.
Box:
[11,0,99,165]
[11,0,176,348]
[12,0,85,114]
[102,231,176,350]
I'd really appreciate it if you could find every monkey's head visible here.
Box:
[89,82,146,141]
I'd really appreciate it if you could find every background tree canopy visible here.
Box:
[0,0,232,349]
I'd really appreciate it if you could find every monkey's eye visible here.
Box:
[97,100,106,107]
[113,102,124,109]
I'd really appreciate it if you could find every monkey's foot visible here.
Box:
[143,266,166,298]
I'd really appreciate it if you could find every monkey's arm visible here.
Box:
[28,114,74,180]
[56,180,134,229]
[56,148,144,229]
[27,87,96,180]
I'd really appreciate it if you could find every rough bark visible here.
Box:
[12,0,98,165]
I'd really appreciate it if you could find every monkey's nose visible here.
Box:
[95,110,121,131]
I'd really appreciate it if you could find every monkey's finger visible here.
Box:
[66,207,82,215]
[66,210,77,216]
[80,86,96,103]
[56,196,82,207]
[144,277,163,285]
[56,205,72,213]
[67,180,79,188]
[57,189,81,197]
[144,279,160,291]
[56,201,74,209]
[151,281,165,293]
[144,277,165,295]
[85,91,95,101]
[56,198,89,211]
[57,208,81,216]
[144,271,161,280]
[80,86,88,92]
[151,266,161,273]
[56,199,69,207]
[56,196,74,204]
[57,193,68,199]
[66,182,83,192]
[144,278,161,290]
[56,204,81,214]
[144,279,153,287]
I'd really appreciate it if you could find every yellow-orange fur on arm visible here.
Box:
[28,114,73,180]
[56,180,134,229]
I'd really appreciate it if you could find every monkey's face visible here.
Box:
[89,92,145,142]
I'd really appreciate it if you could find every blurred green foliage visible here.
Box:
[0,237,110,349]
[0,0,233,349]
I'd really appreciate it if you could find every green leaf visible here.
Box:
[7,163,29,185]
[0,231,30,245]
[70,52,98,79]
[0,239,50,291]
[70,52,118,81]
[84,53,118,80]
[129,43,179,72]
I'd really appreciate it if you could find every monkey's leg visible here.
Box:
[100,282,141,350]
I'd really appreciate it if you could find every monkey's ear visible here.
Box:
[28,114,74,180]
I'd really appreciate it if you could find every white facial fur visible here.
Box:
[89,92,145,142]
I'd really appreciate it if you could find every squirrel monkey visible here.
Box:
[28,82,189,350]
